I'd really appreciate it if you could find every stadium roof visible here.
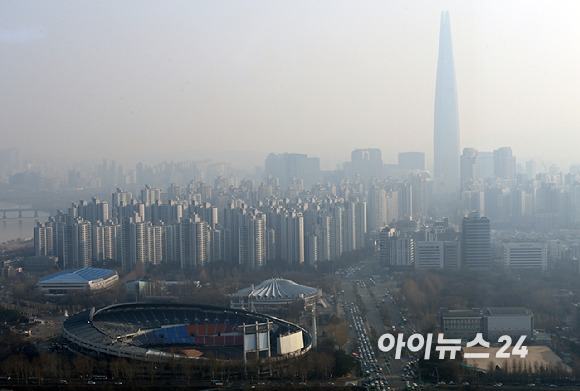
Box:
[233,278,319,300]
[39,267,116,283]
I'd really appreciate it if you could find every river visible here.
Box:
[0,202,51,243]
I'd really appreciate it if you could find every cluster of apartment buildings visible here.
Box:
[34,182,370,271]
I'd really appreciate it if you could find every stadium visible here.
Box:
[63,302,312,363]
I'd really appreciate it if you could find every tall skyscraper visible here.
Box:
[434,11,460,192]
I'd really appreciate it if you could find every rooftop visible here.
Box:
[233,278,319,300]
[441,309,482,318]
[39,267,117,284]
[486,307,532,316]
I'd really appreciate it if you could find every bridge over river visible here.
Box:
[0,208,42,219]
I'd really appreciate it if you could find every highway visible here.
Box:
[338,255,420,390]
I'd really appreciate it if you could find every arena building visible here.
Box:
[63,302,311,363]
[230,278,321,313]
[37,267,118,296]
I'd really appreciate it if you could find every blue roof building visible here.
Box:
[37,267,119,295]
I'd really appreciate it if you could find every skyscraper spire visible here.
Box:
[434,11,460,192]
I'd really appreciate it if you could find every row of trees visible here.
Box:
[0,346,356,385]
[398,263,578,332]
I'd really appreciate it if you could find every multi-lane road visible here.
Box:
[338,255,420,390]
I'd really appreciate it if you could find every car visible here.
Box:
[87,380,96,385]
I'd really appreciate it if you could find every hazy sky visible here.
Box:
[2,1,579,170]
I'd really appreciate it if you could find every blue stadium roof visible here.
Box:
[39,267,117,283]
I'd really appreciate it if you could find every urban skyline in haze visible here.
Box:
[2,1,580,171]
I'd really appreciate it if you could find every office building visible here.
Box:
[504,242,547,271]
[461,212,491,268]
[415,241,444,269]
[350,148,383,183]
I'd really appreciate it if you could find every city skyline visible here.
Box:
[2,1,580,170]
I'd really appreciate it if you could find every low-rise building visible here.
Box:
[484,307,533,342]
[440,308,483,341]
[440,306,533,344]
[504,241,547,271]
[37,267,118,296]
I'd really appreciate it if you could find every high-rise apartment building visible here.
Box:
[493,147,516,180]
[315,214,331,262]
[34,223,54,257]
[367,187,388,233]
[330,206,343,260]
[276,210,304,265]
[73,198,109,223]
[72,219,92,269]
[379,226,414,268]
[354,200,367,249]
[342,201,356,253]
[239,212,266,269]
[460,148,478,189]
[92,221,118,263]
[398,183,413,219]
[434,11,460,192]
[478,152,494,179]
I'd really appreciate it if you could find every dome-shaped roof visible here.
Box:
[233,278,319,301]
